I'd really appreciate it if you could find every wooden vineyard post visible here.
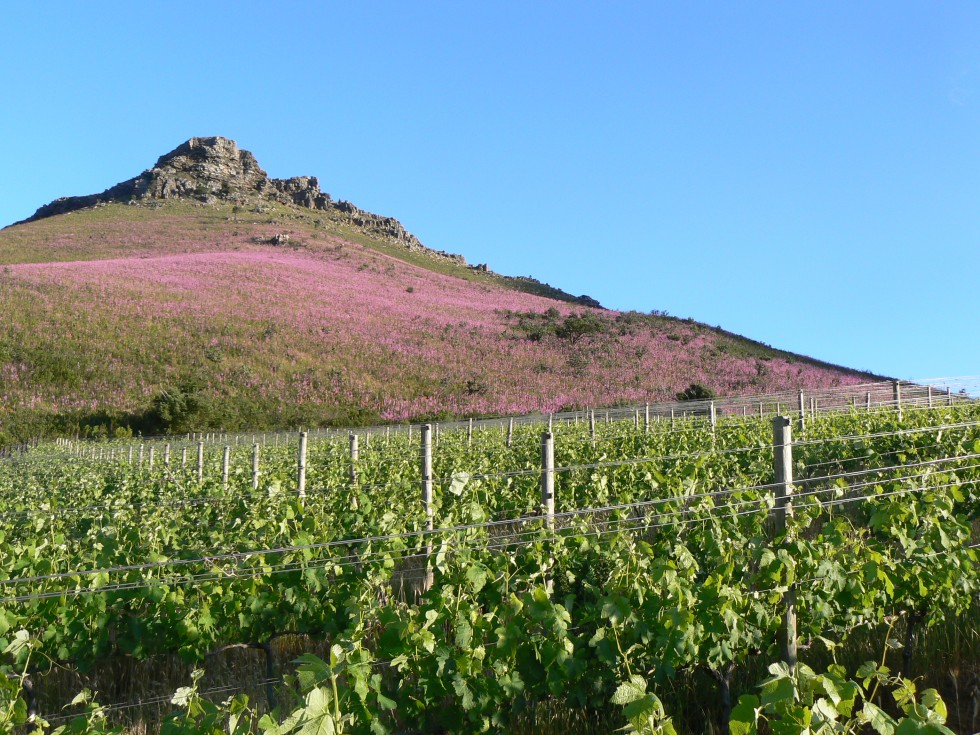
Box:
[164,443,171,468]
[927,385,933,408]
[797,390,806,436]
[138,444,145,469]
[772,416,797,673]
[222,446,230,489]
[252,444,260,489]
[549,413,554,433]
[182,447,188,468]
[541,432,555,530]
[507,418,514,448]
[467,419,473,448]
[421,424,434,591]
[634,410,639,430]
[196,442,204,483]
[810,397,816,418]
[866,391,872,411]
[297,431,308,500]
[709,401,717,435]
[589,409,596,448]
[894,380,903,421]
[644,403,650,434]
[947,387,953,406]
[541,431,555,594]
[349,433,359,510]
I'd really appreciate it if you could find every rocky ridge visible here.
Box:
[22,137,432,252]
[17,136,601,307]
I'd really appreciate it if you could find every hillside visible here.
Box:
[0,137,880,444]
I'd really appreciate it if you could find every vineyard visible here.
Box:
[1,381,979,734]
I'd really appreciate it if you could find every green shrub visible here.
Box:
[676,383,714,401]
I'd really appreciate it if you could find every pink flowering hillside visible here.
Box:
[0,138,880,442]
[0,201,877,443]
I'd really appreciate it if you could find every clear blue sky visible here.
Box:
[2,2,978,381]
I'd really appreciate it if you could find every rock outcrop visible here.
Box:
[22,136,426,251]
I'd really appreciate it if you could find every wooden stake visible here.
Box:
[541,432,555,530]
[349,433,359,510]
[772,416,797,674]
[422,424,434,591]
[297,432,307,499]
[222,446,230,489]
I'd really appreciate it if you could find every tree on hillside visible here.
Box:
[676,383,715,401]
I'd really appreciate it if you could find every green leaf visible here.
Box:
[3,629,30,657]
[862,701,897,735]
[729,695,760,735]
[760,674,795,707]
[611,677,646,705]
[919,688,947,720]
[295,654,332,691]
[465,563,488,594]
[449,472,470,496]
[623,693,662,721]
[298,687,336,735]
[601,595,631,625]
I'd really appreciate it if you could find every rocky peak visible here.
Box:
[19,137,421,252]
[148,136,267,195]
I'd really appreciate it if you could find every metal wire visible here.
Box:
[3,462,975,603]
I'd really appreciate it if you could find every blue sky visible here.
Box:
[2,2,978,381]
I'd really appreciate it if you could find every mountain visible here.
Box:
[0,137,879,443]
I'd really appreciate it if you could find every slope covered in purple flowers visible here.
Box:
[0,196,877,443]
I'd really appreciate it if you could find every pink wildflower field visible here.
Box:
[0,203,873,431]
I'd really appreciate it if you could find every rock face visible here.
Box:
[21,136,425,251]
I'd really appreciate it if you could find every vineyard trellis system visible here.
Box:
[0,379,978,733]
